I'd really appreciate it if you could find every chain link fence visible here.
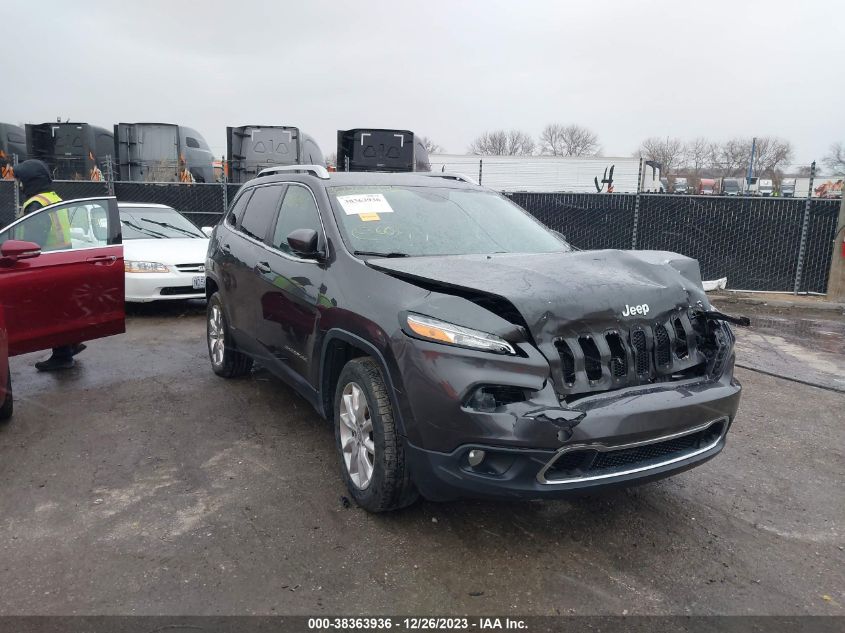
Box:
[508,192,840,293]
[1,176,840,293]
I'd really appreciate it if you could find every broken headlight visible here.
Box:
[405,314,516,355]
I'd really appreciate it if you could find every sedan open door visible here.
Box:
[0,197,125,355]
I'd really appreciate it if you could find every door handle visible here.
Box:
[86,255,117,263]
[256,261,272,274]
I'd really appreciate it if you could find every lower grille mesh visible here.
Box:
[544,420,726,482]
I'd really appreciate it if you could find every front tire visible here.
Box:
[207,292,253,378]
[334,358,418,512]
[0,365,12,421]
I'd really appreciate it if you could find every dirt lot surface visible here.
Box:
[1,300,842,616]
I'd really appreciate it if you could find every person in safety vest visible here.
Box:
[11,160,86,371]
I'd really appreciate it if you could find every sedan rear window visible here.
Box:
[327,186,568,257]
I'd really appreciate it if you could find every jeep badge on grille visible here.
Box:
[622,303,650,317]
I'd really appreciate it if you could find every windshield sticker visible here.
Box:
[358,213,380,222]
[337,193,394,216]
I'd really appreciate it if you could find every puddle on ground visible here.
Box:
[749,316,844,355]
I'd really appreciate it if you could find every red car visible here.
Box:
[1,306,10,420]
[0,196,125,420]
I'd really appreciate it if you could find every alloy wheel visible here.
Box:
[339,382,375,489]
[208,305,225,366]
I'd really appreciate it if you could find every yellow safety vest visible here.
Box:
[21,192,71,251]
[22,191,63,214]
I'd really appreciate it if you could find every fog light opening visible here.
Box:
[467,449,486,468]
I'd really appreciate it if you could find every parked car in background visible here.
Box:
[673,177,689,194]
[746,177,759,196]
[698,178,717,195]
[0,197,125,418]
[780,179,796,197]
[721,178,742,196]
[119,203,210,302]
[204,166,744,512]
[758,179,774,196]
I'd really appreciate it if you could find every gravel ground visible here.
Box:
[0,301,842,616]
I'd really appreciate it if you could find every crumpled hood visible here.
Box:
[369,249,710,345]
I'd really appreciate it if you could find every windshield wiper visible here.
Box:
[140,218,202,238]
[353,250,410,258]
[121,219,166,239]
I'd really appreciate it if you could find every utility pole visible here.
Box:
[826,193,845,301]
[746,136,757,186]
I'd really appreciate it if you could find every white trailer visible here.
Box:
[429,154,662,193]
[794,176,844,198]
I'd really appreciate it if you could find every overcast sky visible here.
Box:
[3,0,843,168]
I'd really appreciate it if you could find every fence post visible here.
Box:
[12,153,20,218]
[478,159,483,186]
[222,179,228,214]
[631,158,643,249]
[792,161,816,295]
[826,193,845,300]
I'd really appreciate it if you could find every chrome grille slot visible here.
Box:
[631,329,649,376]
[672,317,689,359]
[555,340,576,385]
[654,324,671,367]
[578,336,602,381]
[606,332,627,378]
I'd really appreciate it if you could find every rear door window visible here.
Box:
[226,189,253,227]
[271,185,322,254]
[239,185,283,242]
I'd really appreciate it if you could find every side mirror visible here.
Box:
[286,228,320,259]
[202,226,214,238]
[0,240,42,266]
[1,240,42,259]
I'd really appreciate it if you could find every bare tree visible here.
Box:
[709,138,750,178]
[684,137,714,178]
[469,129,535,156]
[751,137,793,178]
[823,142,845,176]
[420,136,444,154]
[637,137,686,175]
[540,124,600,156]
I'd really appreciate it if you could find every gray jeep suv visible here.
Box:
[204,165,744,512]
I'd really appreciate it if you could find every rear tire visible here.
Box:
[207,292,253,378]
[0,365,12,421]
[334,357,418,512]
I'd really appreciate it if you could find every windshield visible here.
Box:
[327,186,569,257]
[119,206,205,240]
